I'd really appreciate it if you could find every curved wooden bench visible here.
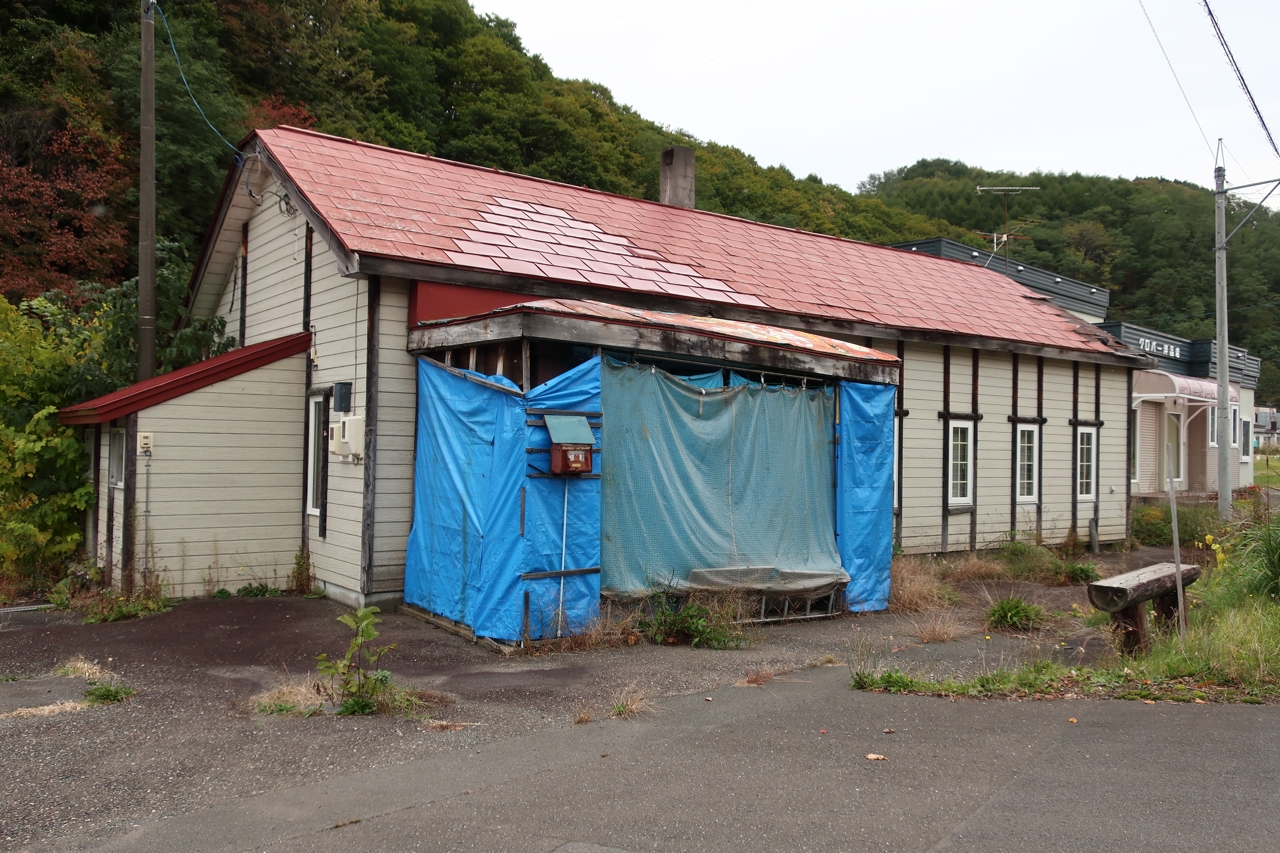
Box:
[1088,562,1201,653]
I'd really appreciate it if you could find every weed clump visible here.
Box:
[889,556,959,613]
[986,596,1047,631]
[236,582,281,597]
[637,594,750,649]
[84,683,135,704]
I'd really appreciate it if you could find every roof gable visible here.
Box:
[58,333,310,425]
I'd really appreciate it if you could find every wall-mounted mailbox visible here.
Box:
[544,415,595,476]
[333,381,353,413]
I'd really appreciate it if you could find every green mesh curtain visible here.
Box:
[600,359,845,596]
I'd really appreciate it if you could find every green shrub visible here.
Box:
[316,606,395,715]
[212,588,231,599]
[986,596,1047,631]
[1131,503,1221,547]
[84,683,134,704]
[637,595,749,649]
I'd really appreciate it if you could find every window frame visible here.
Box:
[1242,420,1252,461]
[1209,406,1218,447]
[307,397,326,516]
[1076,426,1097,502]
[1166,412,1183,483]
[949,422,973,506]
[107,429,125,489]
[1016,425,1039,503]
[1232,405,1240,448]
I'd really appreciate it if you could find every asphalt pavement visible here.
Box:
[26,665,1280,853]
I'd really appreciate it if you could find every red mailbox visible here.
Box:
[544,414,596,477]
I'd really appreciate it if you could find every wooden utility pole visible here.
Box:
[138,0,157,382]
[1214,165,1231,521]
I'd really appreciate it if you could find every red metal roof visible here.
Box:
[255,127,1113,355]
[447,298,899,364]
[58,332,311,425]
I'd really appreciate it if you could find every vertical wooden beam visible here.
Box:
[318,391,330,540]
[1093,363,1103,552]
[301,225,313,552]
[895,339,905,548]
[238,222,248,347]
[121,413,138,596]
[521,339,531,393]
[970,348,979,552]
[359,275,381,597]
[90,424,102,565]
[1126,368,1134,543]
[1037,356,1045,538]
[1072,361,1080,541]
[1010,353,1020,535]
[941,345,951,552]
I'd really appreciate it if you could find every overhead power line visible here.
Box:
[152,2,241,158]
[1202,0,1280,163]
[1138,0,1215,161]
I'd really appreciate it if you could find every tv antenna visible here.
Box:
[976,185,1040,274]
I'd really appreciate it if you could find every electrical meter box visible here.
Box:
[544,415,595,476]
[340,415,365,456]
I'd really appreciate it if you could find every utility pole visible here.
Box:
[1214,165,1231,521]
[138,0,157,382]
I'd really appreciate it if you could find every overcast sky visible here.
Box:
[469,0,1280,202]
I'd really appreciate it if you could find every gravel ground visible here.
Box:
[0,545,1175,851]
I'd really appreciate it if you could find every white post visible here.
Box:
[1166,442,1187,641]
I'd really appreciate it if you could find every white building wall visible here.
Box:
[370,281,417,594]
[132,355,306,598]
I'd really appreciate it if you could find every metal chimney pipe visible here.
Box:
[659,146,695,208]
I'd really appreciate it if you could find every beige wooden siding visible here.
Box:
[898,344,944,552]
[1097,366,1129,542]
[975,351,1014,548]
[132,354,306,598]
[1241,388,1255,487]
[305,243,369,595]
[1038,359,1076,542]
[370,279,416,593]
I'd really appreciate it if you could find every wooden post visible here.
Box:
[1165,442,1187,640]
[1113,603,1150,654]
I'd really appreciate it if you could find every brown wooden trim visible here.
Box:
[937,411,983,421]
[941,345,950,551]
[360,275,380,596]
[1010,353,1019,535]
[121,413,138,596]
[1008,415,1048,424]
[302,224,313,332]
[895,339,905,547]
[1126,367,1134,542]
[1037,356,1044,538]
[90,424,102,565]
[1071,361,1080,535]
[239,222,248,347]
[1069,418,1105,428]
[1093,362,1102,552]
[970,348,979,551]
[361,255,1153,369]
[318,390,330,539]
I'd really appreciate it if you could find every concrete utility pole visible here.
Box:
[138,0,157,382]
[1214,165,1230,521]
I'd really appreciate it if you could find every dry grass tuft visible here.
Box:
[809,653,843,668]
[0,700,88,720]
[608,685,651,719]
[572,702,594,724]
[939,552,1010,583]
[907,609,965,643]
[737,667,775,687]
[250,676,325,716]
[523,609,643,655]
[53,656,110,681]
[889,556,957,613]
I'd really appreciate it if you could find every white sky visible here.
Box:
[469,0,1280,202]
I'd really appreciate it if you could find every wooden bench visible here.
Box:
[1087,562,1201,653]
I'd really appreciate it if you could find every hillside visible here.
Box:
[2,0,1277,400]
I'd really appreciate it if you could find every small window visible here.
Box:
[108,429,125,488]
[1017,426,1038,502]
[307,398,326,515]
[950,423,972,504]
[1242,421,1252,461]
[1232,406,1240,447]
[1209,407,1218,447]
[1077,427,1097,501]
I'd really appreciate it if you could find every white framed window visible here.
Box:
[1166,413,1183,483]
[1209,407,1218,447]
[307,398,326,515]
[1232,405,1240,447]
[1017,426,1038,502]
[108,429,125,488]
[950,423,972,505]
[1077,427,1097,501]
[1242,421,1252,461]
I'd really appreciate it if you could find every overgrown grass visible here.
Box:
[855,512,1280,704]
[889,556,960,613]
[1131,502,1223,547]
[995,538,1099,585]
[83,683,135,704]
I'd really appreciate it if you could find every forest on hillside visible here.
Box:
[3,0,1280,583]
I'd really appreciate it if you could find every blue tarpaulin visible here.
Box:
[403,357,601,642]
[404,356,895,641]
